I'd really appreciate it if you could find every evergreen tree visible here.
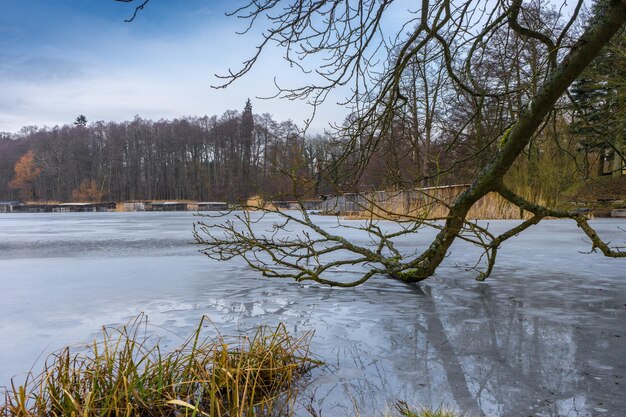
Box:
[74,115,88,127]
[571,1,625,177]
[240,99,254,196]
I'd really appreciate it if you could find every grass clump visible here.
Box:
[387,401,462,417]
[1,315,317,417]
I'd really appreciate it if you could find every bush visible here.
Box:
[1,315,318,417]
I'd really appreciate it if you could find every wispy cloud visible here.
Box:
[0,54,83,82]
[192,7,215,17]
[0,1,348,134]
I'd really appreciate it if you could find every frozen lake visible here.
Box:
[0,212,625,416]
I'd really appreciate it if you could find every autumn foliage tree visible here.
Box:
[72,179,102,202]
[9,150,41,201]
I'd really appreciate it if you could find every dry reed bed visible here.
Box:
[331,188,534,221]
[1,316,317,417]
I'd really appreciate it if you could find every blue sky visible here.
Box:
[0,0,348,133]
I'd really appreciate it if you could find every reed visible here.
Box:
[1,316,317,417]
[388,401,463,417]
[245,195,278,211]
[337,188,535,221]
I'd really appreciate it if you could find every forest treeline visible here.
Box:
[0,101,328,202]
[0,99,495,204]
[1,3,623,204]
[0,89,618,205]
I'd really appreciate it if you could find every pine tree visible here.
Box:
[240,99,254,196]
[74,115,88,127]
[571,1,625,177]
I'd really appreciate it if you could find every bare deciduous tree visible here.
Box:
[189,0,626,286]
[108,0,626,284]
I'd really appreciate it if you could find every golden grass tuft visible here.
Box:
[387,401,463,417]
[1,316,318,417]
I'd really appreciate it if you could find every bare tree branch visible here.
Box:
[114,0,151,22]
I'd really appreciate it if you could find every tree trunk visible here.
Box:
[612,128,624,177]
[404,0,626,281]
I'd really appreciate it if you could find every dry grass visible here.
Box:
[338,188,533,221]
[1,316,317,417]
[23,200,62,205]
[466,192,531,220]
[246,196,278,211]
[386,401,463,417]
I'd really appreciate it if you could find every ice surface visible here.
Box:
[0,212,625,416]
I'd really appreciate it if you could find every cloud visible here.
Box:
[0,54,83,82]
[0,4,349,134]
[192,7,215,17]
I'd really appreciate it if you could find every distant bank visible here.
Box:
[2,186,624,219]
[0,200,320,213]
